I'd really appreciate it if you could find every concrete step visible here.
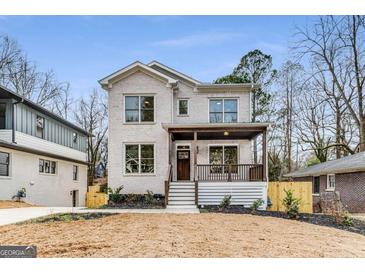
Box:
[169,191,195,197]
[168,200,196,206]
[166,205,198,210]
[170,182,195,186]
[168,196,195,202]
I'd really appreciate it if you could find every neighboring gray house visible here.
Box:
[100,61,269,208]
[285,152,365,213]
[0,86,90,206]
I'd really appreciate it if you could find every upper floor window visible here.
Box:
[209,99,237,123]
[178,99,189,116]
[0,103,6,129]
[72,132,78,143]
[125,96,154,123]
[39,159,56,174]
[0,151,9,176]
[36,116,45,139]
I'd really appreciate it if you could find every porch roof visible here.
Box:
[162,122,270,140]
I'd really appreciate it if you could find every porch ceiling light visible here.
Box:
[224,131,229,136]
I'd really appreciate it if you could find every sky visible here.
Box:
[0,16,315,96]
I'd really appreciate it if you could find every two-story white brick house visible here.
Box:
[100,61,269,208]
[0,85,89,207]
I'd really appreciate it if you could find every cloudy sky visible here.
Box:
[0,16,315,96]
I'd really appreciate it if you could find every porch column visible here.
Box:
[262,129,267,181]
[168,132,172,165]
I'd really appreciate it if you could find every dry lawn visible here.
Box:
[1,213,365,258]
[0,201,32,209]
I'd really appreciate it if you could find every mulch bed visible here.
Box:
[101,194,165,209]
[17,213,116,224]
[101,203,164,209]
[200,205,365,236]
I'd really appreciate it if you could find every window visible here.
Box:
[73,165,79,181]
[178,99,189,115]
[313,176,320,194]
[0,103,6,129]
[39,159,56,174]
[36,116,45,139]
[125,144,154,174]
[125,96,154,123]
[73,133,78,143]
[209,145,238,173]
[0,151,9,176]
[209,99,237,123]
[327,174,335,190]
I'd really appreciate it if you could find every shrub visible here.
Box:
[145,190,156,205]
[12,188,26,202]
[251,199,264,212]
[282,189,301,219]
[334,210,354,227]
[108,186,124,204]
[219,195,232,209]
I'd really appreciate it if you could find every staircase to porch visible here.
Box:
[166,181,197,209]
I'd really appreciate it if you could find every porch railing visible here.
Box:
[164,164,173,207]
[196,164,264,182]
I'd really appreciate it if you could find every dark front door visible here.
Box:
[177,150,190,180]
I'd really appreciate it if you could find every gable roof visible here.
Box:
[99,60,260,93]
[148,60,202,85]
[0,85,91,136]
[285,151,365,178]
[99,61,177,90]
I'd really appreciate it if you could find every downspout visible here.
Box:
[12,97,24,143]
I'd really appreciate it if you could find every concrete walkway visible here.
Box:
[0,206,200,226]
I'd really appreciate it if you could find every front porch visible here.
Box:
[162,123,269,208]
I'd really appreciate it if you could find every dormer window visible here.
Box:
[125,95,154,123]
[36,116,45,139]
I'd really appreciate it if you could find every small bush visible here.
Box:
[334,210,354,227]
[282,189,301,219]
[145,190,156,205]
[220,195,232,209]
[108,186,124,203]
[251,199,264,212]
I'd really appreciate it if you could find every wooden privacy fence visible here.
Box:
[85,185,108,208]
[267,181,313,213]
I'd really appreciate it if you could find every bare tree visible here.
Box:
[52,83,74,120]
[276,61,303,172]
[294,15,365,151]
[75,89,108,185]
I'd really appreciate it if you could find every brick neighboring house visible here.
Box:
[285,152,365,213]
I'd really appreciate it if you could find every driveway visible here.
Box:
[0,207,199,226]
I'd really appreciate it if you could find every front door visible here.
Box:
[177,150,190,180]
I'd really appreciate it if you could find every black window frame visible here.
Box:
[0,103,6,130]
[313,176,320,194]
[73,165,79,181]
[39,159,56,175]
[36,115,45,139]
[0,151,10,176]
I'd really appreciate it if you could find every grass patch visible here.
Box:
[17,212,116,225]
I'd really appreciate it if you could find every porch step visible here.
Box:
[169,192,195,197]
[166,205,198,209]
[168,196,195,202]
[168,200,196,206]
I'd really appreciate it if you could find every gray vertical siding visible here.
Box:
[11,103,87,152]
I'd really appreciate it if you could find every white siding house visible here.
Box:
[0,86,89,207]
[100,61,269,208]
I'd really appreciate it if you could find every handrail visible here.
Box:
[194,164,198,206]
[196,164,264,182]
[164,164,173,207]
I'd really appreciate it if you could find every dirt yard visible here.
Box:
[1,213,365,258]
[0,201,32,209]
